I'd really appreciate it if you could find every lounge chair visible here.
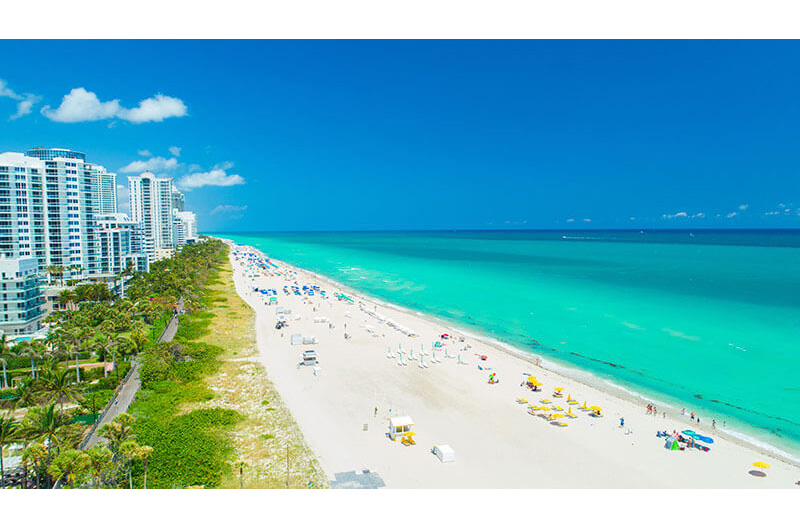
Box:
[517,398,528,404]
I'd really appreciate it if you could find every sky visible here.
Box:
[1,40,800,232]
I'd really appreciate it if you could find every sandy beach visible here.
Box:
[226,242,799,488]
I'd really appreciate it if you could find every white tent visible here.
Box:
[290,333,302,345]
[302,335,317,344]
[432,444,455,463]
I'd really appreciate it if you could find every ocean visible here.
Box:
[214,230,800,457]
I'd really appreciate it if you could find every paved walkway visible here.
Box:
[82,298,183,449]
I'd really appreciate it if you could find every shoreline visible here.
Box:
[222,238,800,487]
[234,243,800,468]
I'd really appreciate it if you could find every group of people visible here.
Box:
[646,403,664,418]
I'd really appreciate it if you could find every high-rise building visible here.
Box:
[97,171,117,214]
[173,210,198,247]
[96,213,150,275]
[22,147,118,279]
[171,185,185,212]
[128,171,176,262]
[0,257,44,336]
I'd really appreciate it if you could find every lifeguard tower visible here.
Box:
[388,416,415,445]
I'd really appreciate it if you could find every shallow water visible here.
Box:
[216,230,800,456]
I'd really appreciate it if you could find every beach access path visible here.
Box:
[229,246,799,489]
[82,298,183,449]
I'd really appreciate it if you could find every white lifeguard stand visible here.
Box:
[388,416,414,442]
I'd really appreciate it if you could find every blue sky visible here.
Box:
[2,40,800,231]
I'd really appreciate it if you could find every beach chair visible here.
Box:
[541,399,552,404]
[566,412,578,419]
[517,398,528,404]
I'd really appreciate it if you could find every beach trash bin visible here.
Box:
[433,444,456,463]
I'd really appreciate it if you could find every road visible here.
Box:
[82,297,183,449]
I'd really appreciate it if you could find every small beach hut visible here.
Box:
[389,416,414,441]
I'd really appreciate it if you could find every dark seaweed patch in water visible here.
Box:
[694,394,703,399]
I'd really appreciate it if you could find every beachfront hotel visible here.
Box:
[0,146,200,338]
[128,171,181,262]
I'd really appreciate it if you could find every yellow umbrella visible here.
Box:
[554,406,564,411]
[527,376,541,385]
[551,413,565,419]
[753,462,770,469]
[554,387,564,391]
[589,406,603,411]
[583,400,587,408]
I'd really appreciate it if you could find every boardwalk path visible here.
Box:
[82,298,183,449]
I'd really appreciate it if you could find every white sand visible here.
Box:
[227,243,800,488]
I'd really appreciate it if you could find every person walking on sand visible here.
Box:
[374,407,378,418]
[620,417,625,428]
[712,419,716,429]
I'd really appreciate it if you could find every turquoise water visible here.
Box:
[215,230,800,456]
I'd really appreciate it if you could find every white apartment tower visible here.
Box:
[0,148,117,280]
[128,171,175,262]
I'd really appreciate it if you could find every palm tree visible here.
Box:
[21,442,47,489]
[121,331,148,361]
[38,367,81,413]
[46,265,65,287]
[119,439,140,489]
[99,413,135,458]
[10,378,40,411]
[48,449,90,488]
[136,444,154,489]
[0,413,21,487]
[17,340,46,380]
[0,357,8,390]
[0,334,12,388]
[57,289,76,311]
[20,403,74,483]
[85,446,113,488]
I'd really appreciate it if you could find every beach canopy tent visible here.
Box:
[389,416,414,441]
[291,333,302,345]
[682,430,714,444]
[302,335,317,344]
[432,444,456,463]
[666,438,681,450]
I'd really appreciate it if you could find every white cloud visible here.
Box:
[137,149,152,157]
[738,204,749,211]
[119,156,179,174]
[726,211,738,219]
[116,184,130,214]
[41,87,187,124]
[566,218,575,223]
[119,94,187,123]
[42,88,121,122]
[211,204,248,215]
[583,218,592,222]
[0,79,41,120]
[177,163,245,190]
[168,146,182,157]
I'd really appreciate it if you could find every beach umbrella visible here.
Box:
[583,401,587,408]
[551,414,565,419]
[527,376,541,385]
[753,462,770,469]
[589,406,602,411]
[554,387,564,391]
